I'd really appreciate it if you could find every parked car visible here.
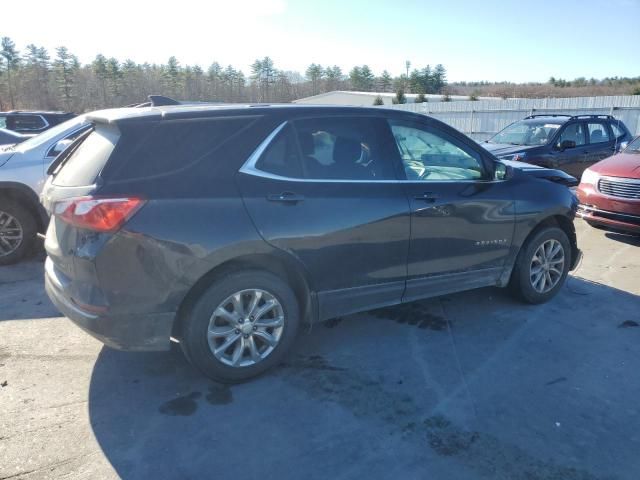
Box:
[576,135,640,234]
[0,128,30,146]
[42,105,581,383]
[0,111,77,134]
[0,116,91,264]
[482,115,632,179]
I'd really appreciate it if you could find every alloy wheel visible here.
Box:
[529,239,565,294]
[207,289,285,367]
[0,210,23,258]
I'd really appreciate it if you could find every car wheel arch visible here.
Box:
[521,214,578,267]
[171,252,317,340]
[0,183,48,233]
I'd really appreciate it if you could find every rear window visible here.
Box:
[7,115,47,131]
[53,125,119,187]
[108,116,257,181]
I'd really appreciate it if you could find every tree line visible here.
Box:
[0,36,450,112]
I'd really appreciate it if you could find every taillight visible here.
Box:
[53,197,146,232]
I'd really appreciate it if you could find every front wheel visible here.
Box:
[180,270,300,383]
[509,227,571,304]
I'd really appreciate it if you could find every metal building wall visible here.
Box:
[383,96,640,141]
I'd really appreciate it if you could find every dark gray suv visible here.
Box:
[42,104,581,382]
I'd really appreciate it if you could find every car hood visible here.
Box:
[0,148,15,168]
[500,159,578,187]
[482,142,539,156]
[589,152,640,178]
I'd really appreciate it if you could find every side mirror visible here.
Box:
[618,141,628,152]
[494,162,509,181]
[557,140,576,151]
[50,139,73,157]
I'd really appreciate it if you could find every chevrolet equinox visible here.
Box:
[42,105,581,383]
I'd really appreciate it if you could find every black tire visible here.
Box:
[0,200,37,266]
[508,226,571,304]
[180,270,300,383]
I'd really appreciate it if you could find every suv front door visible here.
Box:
[388,118,515,302]
[552,121,589,178]
[237,115,410,320]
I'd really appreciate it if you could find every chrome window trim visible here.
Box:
[239,121,500,185]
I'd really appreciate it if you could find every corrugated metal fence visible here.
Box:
[383,95,640,141]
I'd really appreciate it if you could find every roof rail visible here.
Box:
[571,114,614,120]
[525,113,615,120]
[524,114,572,119]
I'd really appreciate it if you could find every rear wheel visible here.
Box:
[180,270,300,383]
[509,227,571,304]
[0,201,36,266]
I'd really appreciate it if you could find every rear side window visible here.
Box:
[611,122,626,139]
[587,123,610,144]
[53,125,119,187]
[256,125,303,178]
[111,117,256,180]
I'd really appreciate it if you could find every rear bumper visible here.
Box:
[45,257,174,351]
[577,204,640,234]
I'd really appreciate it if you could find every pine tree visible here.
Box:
[305,63,324,95]
[54,46,79,109]
[395,88,406,104]
[373,95,384,106]
[1,37,20,108]
[92,54,109,105]
[379,70,392,92]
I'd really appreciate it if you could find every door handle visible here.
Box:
[267,192,305,203]
[414,192,439,202]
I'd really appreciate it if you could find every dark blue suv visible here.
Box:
[482,115,632,179]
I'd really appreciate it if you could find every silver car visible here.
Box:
[0,116,90,264]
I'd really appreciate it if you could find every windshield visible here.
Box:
[624,136,640,153]
[15,116,87,152]
[489,120,562,146]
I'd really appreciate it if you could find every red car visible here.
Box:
[577,136,640,234]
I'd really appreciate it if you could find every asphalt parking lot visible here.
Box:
[1,221,639,480]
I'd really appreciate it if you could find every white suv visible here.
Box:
[0,116,89,265]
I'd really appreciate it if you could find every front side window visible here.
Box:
[253,117,396,181]
[558,123,586,146]
[587,123,610,144]
[389,121,485,181]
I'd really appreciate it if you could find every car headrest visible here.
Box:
[333,137,361,164]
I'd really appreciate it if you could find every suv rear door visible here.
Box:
[584,121,616,171]
[387,117,515,302]
[237,115,410,320]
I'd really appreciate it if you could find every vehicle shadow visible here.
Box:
[88,278,640,480]
[0,260,58,321]
[605,231,640,246]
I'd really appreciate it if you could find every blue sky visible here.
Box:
[4,0,640,82]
